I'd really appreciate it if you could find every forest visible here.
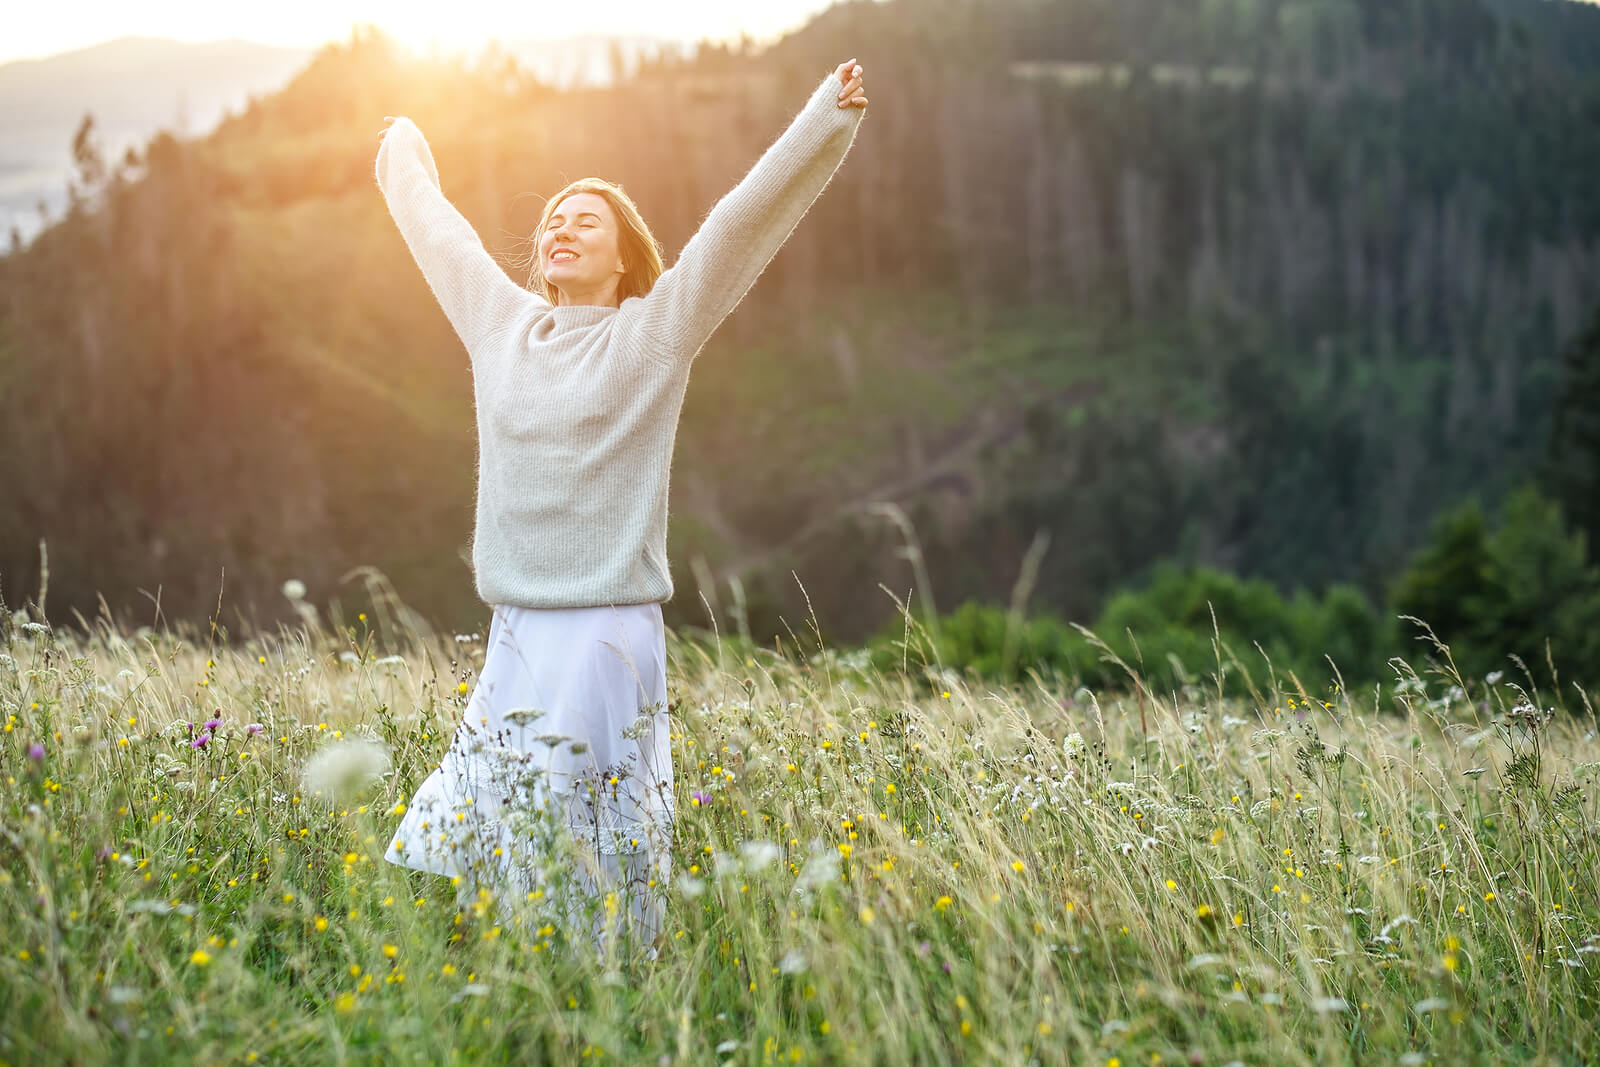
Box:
[3,0,1599,691]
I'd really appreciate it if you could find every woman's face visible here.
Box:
[539,192,625,300]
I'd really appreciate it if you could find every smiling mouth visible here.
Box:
[550,252,580,264]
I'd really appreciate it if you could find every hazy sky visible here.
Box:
[2,0,850,63]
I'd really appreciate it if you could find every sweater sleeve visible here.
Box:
[628,72,864,362]
[375,118,543,355]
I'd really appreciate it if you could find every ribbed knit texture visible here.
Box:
[376,72,864,608]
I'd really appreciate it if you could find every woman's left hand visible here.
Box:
[834,59,868,109]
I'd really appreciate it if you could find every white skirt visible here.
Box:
[385,602,675,952]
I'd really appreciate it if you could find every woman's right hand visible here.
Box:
[379,116,399,145]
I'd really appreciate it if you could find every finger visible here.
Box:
[838,76,861,99]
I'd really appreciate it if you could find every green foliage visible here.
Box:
[1391,499,1496,657]
[874,564,1389,696]
[1547,303,1600,556]
[1089,565,1386,694]
[1392,485,1600,687]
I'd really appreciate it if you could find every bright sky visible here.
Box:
[1,0,848,63]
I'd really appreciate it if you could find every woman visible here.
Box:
[375,58,869,958]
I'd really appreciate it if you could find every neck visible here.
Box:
[554,281,621,308]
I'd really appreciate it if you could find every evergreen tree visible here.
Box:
[1546,303,1600,556]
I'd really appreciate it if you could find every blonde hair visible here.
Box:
[521,178,664,305]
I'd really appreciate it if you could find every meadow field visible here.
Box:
[2,599,1598,1065]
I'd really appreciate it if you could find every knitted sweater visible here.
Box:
[375,72,864,609]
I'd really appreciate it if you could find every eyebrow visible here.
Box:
[550,211,601,222]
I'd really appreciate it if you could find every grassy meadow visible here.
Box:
[2,600,1599,1065]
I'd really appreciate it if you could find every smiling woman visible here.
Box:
[519,180,665,307]
[373,58,867,960]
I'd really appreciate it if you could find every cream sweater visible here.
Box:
[375,72,864,609]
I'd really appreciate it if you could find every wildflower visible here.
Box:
[1063,732,1085,757]
[191,733,211,750]
[300,739,392,805]
[691,791,712,806]
[204,718,222,732]
[191,950,212,965]
[282,579,307,600]
[27,743,44,761]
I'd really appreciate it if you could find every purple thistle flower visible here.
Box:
[692,791,712,805]
[246,723,264,736]
[97,845,113,860]
[28,742,45,761]
[203,718,222,732]
[191,732,211,749]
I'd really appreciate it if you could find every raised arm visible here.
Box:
[627,62,867,362]
[374,117,543,355]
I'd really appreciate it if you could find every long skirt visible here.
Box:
[384,602,675,956]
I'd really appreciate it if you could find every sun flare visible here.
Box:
[4,0,847,63]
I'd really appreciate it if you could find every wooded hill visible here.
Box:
[3,0,1599,648]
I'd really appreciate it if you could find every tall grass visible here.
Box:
[2,599,1598,1065]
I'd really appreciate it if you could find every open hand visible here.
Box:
[834,59,867,109]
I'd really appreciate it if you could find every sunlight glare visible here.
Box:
[4,0,847,63]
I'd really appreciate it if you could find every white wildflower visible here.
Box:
[300,739,392,805]
[778,949,808,974]
[793,851,841,894]
[281,579,307,601]
[739,840,782,871]
[1062,732,1086,757]
[1412,998,1450,1014]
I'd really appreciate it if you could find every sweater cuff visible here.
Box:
[806,72,862,136]
[375,118,440,196]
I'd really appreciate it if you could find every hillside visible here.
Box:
[2,0,1599,645]
[0,36,314,245]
